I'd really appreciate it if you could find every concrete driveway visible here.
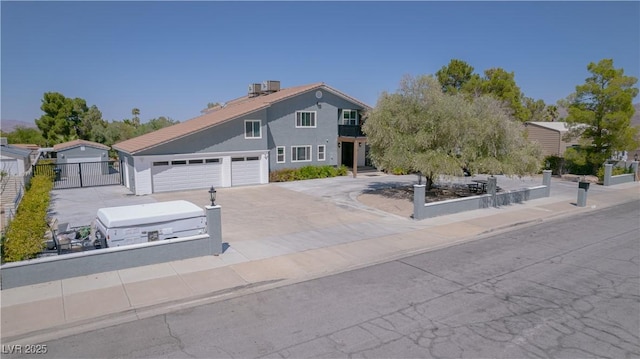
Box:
[47,172,588,259]
[49,172,554,231]
[48,179,399,257]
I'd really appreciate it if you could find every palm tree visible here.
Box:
[131,108,140,126]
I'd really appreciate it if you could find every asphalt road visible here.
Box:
[8,200,640,359]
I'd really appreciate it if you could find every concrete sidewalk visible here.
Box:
[1,181,638,345]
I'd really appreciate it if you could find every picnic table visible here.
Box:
[467,179,488,193]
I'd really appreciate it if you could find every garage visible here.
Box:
[152,158,222,193]
[231,156,261,186]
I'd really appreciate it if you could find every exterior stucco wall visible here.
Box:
[57,146,107,164]
[137,109,268,156]
[267,90,365,171]
[133,156,153,195]
[118,152,136,194]
[0,234,213,289]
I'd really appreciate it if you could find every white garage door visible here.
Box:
[231,156,261,186]
[152,158,222,193]
[1,159,19,176]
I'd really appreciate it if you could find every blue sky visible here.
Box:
[2,1,639,125]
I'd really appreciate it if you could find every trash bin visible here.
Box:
[53,168,61,181]
[578,181,590,192]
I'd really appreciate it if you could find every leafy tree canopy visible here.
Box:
[2,127,46,146]
[35,92,88,144]
[435,59,475,94]
[436,59,557,123]
[363,75,542,189]
[564,58,639,174]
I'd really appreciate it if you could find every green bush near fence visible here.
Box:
[596,165,633,182]
[269,165,348,182]
[1,174,54,263]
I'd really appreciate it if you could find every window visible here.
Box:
[247,156,259,161]
[318,145,326,161]
[205,158,220,163]
[296,111,316,128]
[341,109,358,125]
[172,160,187,165]
[189,159,203,164]
[153,161,169,166]
[276,146,285,163]
[291,146,312,162]
[245,120,261,139]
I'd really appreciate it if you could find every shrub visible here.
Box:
[2,174,53,262]
[596,165,630,182]
[543,155,565,175]
[269,165,349,182]
[391,167,409,175]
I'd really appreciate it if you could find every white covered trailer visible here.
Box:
[95,200,206,248]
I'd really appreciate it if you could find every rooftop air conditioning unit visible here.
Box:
[248,83,262,97]
[261,80,280,93]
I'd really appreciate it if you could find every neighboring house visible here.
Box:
[0,138,33,176]
[524,122,580,157]
[1,138,33,231]
[9,144,40,165]
[114,81,370,195]
[53,139,110,164]
[53,139,111,177]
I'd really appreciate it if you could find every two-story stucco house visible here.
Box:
[113,81,370,195]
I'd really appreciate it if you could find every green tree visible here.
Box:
[131,108,141,127]
[435,59,475,94]
[4,127,46,146]
[480,68,528,122]
[35,92,88,145]
[523,97,547,122]
[140,116,179,132]
[565,59,639,174]
[363,75,541,190]
[544,105,559,122]
[78,105,107,143]
[435,60,532,122]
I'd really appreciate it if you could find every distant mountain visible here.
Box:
[1,119,37,132]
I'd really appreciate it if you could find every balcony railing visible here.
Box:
[339,125,366,137]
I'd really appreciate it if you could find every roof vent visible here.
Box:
[248,83,262,97]
[261,80,280,94]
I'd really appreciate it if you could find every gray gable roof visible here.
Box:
[1,145,32,159]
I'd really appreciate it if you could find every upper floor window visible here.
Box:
[245,120,261,139]
[340,109,358,125]
[296,111,316,128]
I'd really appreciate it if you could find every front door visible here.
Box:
[341,142,354,168]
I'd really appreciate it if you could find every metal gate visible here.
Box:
[33,161,123,189]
